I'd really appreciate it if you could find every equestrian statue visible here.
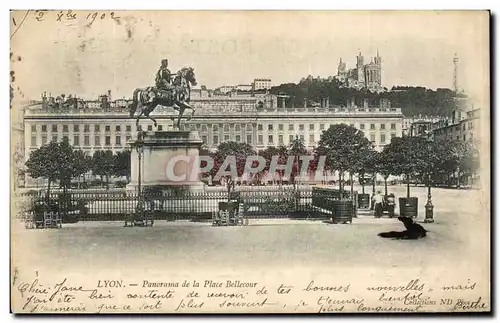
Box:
[129,59,198,130]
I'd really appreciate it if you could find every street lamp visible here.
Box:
[425,131,434,223]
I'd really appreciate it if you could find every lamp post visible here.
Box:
[424,131,434,223]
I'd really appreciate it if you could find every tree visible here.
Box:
[25,141,62,200]
[72,149,92,188]
[113,150,131,182]
[91,150,115,188]
[260,145,289,185]
[352,147,378,194]
[376,147,398,196]
[210,141,255,199]
[316,124,373,198]
[288,136,310,188]
[382,136,428,198]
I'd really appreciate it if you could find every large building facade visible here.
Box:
[22,94,403,187]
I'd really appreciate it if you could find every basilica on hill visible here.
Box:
[335,51,384,92]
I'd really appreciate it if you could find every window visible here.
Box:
[95,136,100,146]
[258,135,263,144]
[299,135,304,141]
[116,136,121,146]
[258,124,263,131]
[319,124,324,131]
[235,124,241,132]
[224,135,230,142]
[52,125,58,132]
[390,123,396,130]
[73,135,80,146]
[41,125,47,132]
[213,125,219,132]
[147,125,153,131]
[309,124,315,131]
[309,134,315,143]
[158,125,163,131]
[289,124,294,131]
[380,134,386,144]
[246,135,252,144]
[31,136,37,146]
[105,136,111,146]
[63,125,68,132]
[52,135,58,142]
[95,125,100,132]
[246,124,252,131]
[105,125,110,132]
[116,125,121,132]
[380,124,386,130]
[279,135,283,144]
[213,135,219,145]
[360,124,365,130]
[31,125,37,132]
[463,135,466,141]
[223,124,230,132]
[299,124,304,131]
[84,136,90,146]
[268,124,273,131]
[370,134,375,142]
[41,136,47,145]
[235,135,241,142]
[278,124,284,131]
[84,125,90,132]
[126,125,131,132]
[370,124,375,130]
[202,135,207,143]
[202,125,208,131]
[268,135,274,144]
[126,136,131,142]
[391,133,396,139]
[74,125,79,132]
[63,135,68,142]
[289,135,294,143]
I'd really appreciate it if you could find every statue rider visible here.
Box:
[153,59,177,103]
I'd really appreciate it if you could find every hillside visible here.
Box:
[270,77,467,117]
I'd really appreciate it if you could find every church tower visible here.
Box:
[374,49,382,66]
[356,52,365,83]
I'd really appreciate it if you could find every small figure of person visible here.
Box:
[386,193,396,218]
[373,191,385,218]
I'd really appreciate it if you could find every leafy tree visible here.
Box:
[25,141,62,200]
[316,124,372,198]
[260,145,289,185]
[72,149,92,188]
[210,141,255,199]
[382,136,428,197]
[352,147,378,194]
[91,150,115,188]
[288,136,310,189]
[376,146,399,196]
[113,150,131,182]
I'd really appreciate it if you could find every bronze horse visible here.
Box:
[129,67,197,130]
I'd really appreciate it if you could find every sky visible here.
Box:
[10,10,489,101]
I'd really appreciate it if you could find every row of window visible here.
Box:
[31,124,162,133]
[30,122,398,134]
[31,135,132,147]
[202,132,397,146]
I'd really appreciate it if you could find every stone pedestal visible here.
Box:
[126,131,205,195]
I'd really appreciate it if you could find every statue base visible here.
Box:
[126,131,205,196]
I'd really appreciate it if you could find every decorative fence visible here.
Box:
[16,185,362,223]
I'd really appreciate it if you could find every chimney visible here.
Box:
[303,98,307,109]
[363,98,369,109]
[325,97,329,108]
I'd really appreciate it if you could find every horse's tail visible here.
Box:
[129,88,141,117]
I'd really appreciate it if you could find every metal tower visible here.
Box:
[453,53,460,93]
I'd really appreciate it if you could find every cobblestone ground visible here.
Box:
[13,185,488,274]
